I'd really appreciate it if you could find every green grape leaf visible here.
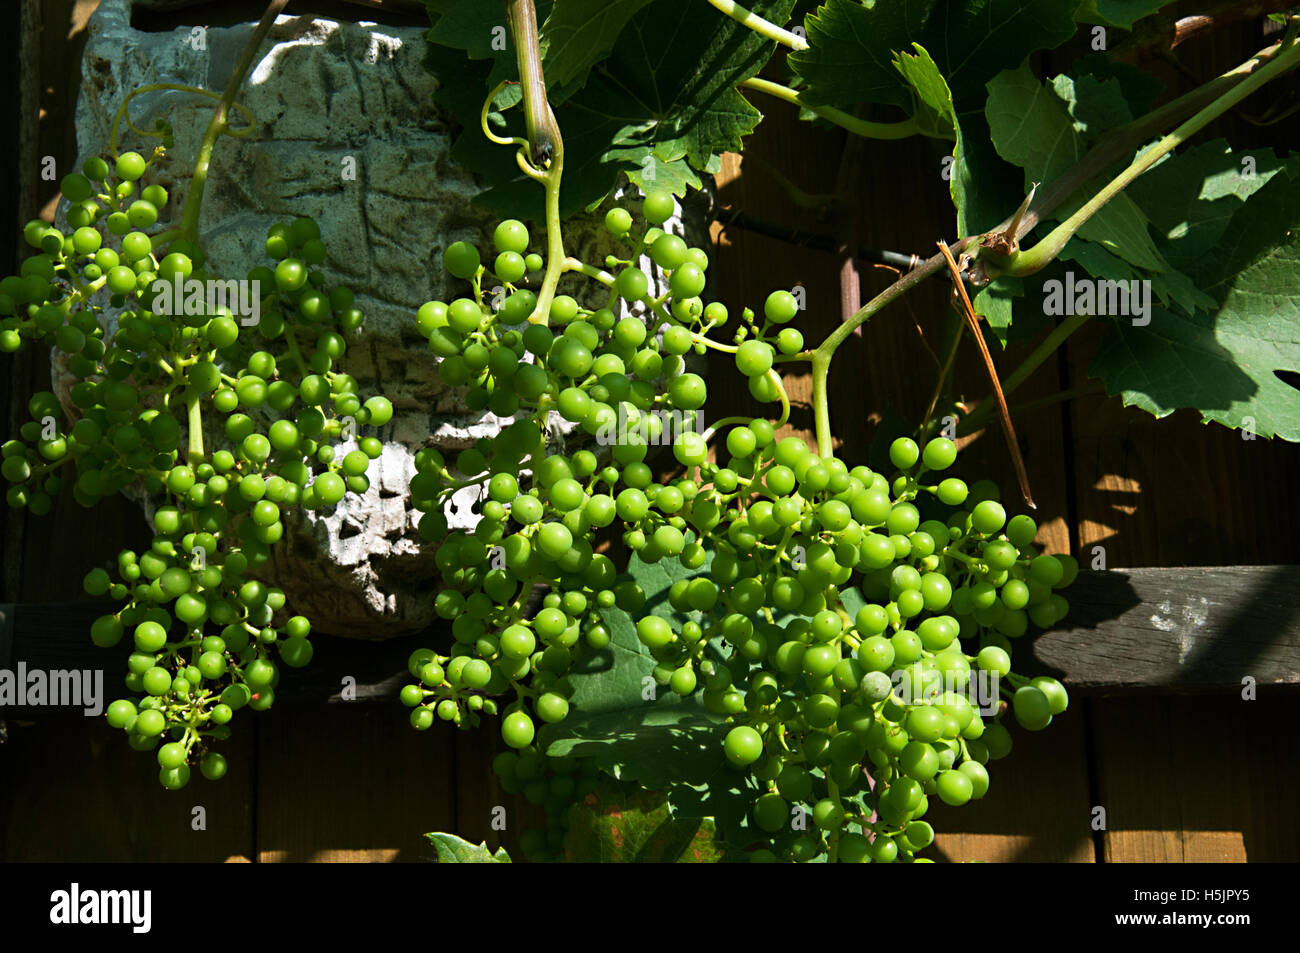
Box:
[837,584,865,619]
[1089,162,1300,438]
[793,0,938,112]
[540,0,656,91]
[619,148,705,201]
[543,705,729,791]
[562,776,723,862]
[973,276,1026,346]
[985,64,1166,272]
[1057,238,1214,316]
[542,546,760,848]
[1070,53,1165,116]
[1076,0,1176,28]
[424,833,512,863]
[792,0,1079,114]
[892,44,955,140]
[540,703,756,848]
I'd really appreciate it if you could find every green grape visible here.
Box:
[735,340,774,377]
[642,191,674,225]
[889,437,919,470]
[502,711,535,749]
[723,726,763,767]
[445,241,480,279]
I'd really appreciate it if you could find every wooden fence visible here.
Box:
[2,0,1298,862]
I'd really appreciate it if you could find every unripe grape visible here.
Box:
[723,725,763,767]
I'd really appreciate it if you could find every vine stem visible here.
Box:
[110,83,255,157]
[505,0,566,325]
[186,389,205,463]
[997,27,1300,275]
[740,78,924,140]
[707,0,808,49]
[179,0,288,242]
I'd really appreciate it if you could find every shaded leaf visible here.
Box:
[425,0,796,218]
[1053,74,1133,138]
[1077,0,1176,28]
[1090,163,1300,438]
[567,550,714,715]
[793,0,1078,116]
[973,275,1025,345]
[541,0,656,90]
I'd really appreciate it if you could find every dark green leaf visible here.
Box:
[566,550,712,715]
[1126,140,1288,271]
[1077,0,1175,29]
[793,0,937,112]
[973,276,1025,345]
[542,704,730,789]
[425,0,520,60]
[1053,74,1133,139]
[792,0,1079,116]
[541,0,656,90]
[425,0,796,218]
[1069,53,1164,116]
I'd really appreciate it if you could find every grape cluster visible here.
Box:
[402,190,1074,861]
[699,432,1073,862]
[400,195,719,741]
[1,146,382,788]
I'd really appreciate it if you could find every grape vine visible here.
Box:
[394,47,1076,857]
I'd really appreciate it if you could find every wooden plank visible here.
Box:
[0,713,256,861]
[1034,565,1300,690]
[254,705,457,862]
[930,700,1095,862]
[1092,695,1300,862]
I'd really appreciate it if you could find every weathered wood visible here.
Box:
[255,706,457,862]
[0,715,256,861]
[1033,565,1300,690]
[1092,695,1300,862]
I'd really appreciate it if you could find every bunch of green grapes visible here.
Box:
[699,432,1073,862]
[401,188,1073,861]
[0,146,385,789]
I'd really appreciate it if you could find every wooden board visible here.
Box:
[1033,565,1300,690]
[0,714,256,861]
[254,706,457,862]
[1091,695,1300,862]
